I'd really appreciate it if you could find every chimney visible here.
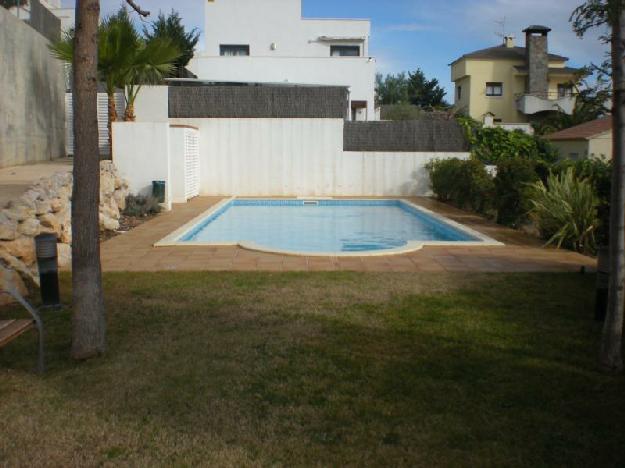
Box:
[523,25,551,97]
[504,36,515,48]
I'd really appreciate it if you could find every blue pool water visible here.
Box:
[180,200,480,253]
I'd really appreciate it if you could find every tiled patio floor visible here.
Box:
[100,197,597,273]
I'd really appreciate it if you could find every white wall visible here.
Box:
[133,86,168,123]
[112,122,172,208]
[114,118,470,199]
[168,118,468,197]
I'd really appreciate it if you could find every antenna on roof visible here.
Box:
[494,16,507,39]
[495,16,515,47]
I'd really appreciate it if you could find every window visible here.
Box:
[485,82,503,97]
[558,84,573,98]
[457,86,462,101]
[220,45,250,56]
[330,45,361,57]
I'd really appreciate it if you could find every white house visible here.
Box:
[189,0,377,121]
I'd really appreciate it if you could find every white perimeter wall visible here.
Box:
[112,122,172,208]
[119,118,469,198]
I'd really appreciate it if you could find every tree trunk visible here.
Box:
[71,0,106,360]
[107,91,117,157]
[123,102,136,122]
[601,3,625,373]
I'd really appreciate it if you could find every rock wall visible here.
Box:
[0,162,129,304]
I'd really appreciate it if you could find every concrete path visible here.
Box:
[0,159,72,207]
[100,197,597,273]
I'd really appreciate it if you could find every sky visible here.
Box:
[62,0,609,96]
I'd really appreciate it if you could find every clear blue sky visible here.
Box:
[65,0,608,97]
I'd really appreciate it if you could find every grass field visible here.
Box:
[1,272,624,466]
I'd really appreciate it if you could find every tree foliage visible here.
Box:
[50,7,180,122]
[143,10,200,78]
[376,69,448,108]
[458,117,557,164]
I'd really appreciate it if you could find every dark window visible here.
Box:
[558,84,573,98]
[220,45,250,56]
[457,86,462,100]
[485,82,503,97]
[330,45,361,57]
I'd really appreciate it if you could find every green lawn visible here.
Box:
[1,272,624,466]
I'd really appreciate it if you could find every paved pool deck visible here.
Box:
[100,197,596,273]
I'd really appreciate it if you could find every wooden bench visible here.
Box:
[0,287,45,373]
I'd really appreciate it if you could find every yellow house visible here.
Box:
[545,118,612,160]
[451,25,580,124]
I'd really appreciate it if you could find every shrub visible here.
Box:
[494,158,539,227]
[457,117,557,164]
[527,168,599,253]
[427,158,494,213]
[124,195,162,217]
[552,157,611,245]
[380,104,423,121]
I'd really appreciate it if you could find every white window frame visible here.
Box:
[485,82,503,97]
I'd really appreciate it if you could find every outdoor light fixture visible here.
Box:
[35,233,60,308]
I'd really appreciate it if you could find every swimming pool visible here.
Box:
[156,199,502,256]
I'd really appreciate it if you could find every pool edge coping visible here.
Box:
[153,197,505,256]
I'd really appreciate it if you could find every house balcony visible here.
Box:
[516,92,576,115]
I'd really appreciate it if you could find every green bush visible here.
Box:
[494,158,539,227]
[380,104,423,121]
[427,158,494,213]
[124,195,162,217]
[527,168,599,253]
[552,157,611,245]
[457,117,557,165]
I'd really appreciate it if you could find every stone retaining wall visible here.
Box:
[0,161,129,304]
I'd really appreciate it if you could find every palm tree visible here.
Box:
[123,37,180,121]
[50,8,179,149]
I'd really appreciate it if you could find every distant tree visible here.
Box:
[376,72,410,105]
[406,68,448,108]
[144,10,200,78]
[376,69,448,110]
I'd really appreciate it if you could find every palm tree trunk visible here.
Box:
[71,0,106,360]
[600,3,625,373]
[107,91,117,158]
[123,102,136,121]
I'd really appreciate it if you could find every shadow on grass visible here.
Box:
[1,272,624,466]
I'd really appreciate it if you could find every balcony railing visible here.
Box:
[516,92,577,115]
